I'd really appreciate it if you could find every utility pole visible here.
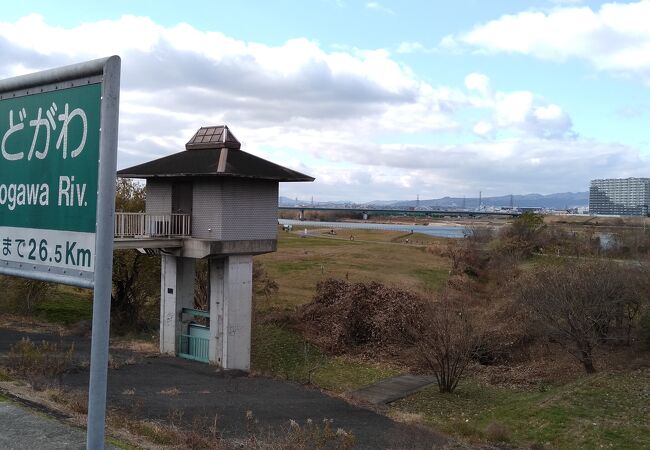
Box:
[462,195,466,210]
[478,191,482,211]
[416,194,420,209]
[510,194,514,209]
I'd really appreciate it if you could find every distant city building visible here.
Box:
[589,178,650,216]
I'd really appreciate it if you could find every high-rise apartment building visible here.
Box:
[589,178,650,216]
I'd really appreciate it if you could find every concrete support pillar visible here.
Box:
[208,255,253,370]
[362,212,368,220]
[208,258,224,365]
[159,255,195,355]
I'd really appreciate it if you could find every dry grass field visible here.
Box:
[255,229,450,312]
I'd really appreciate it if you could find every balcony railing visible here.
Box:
[114,212,191,238]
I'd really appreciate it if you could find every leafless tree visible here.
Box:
[407,298,481,393]
[517,260,640,373]
[194,259,209,311]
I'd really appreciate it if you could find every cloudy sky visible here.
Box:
[2,0,649,201]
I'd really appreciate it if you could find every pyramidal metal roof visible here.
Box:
[186,125,241,150]
[117,126,314,182]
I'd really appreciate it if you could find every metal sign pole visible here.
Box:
[86,55,120,450]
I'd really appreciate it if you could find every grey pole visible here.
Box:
[86,55,120,450]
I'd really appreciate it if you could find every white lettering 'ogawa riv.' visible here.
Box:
[1,103,87,161]
[0,176,88,211]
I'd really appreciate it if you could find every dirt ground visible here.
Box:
[0,327,448,450]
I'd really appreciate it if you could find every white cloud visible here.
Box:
[464,72,491,96]
[397,41,424,54]
[0,14,645,201]
[365,2,394,15]
[449,1,650,82]
[281,137,648,201]
[473,120,494,137]
[0,14,467,166]
[464,73,573,139]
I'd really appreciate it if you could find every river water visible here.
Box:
[278,219,466,238]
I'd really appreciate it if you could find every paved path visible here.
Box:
[350,375,437,404]
[62,357,447,449]
[0,400,117,450]
[0,327,448,450]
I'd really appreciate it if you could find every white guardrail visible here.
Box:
[114,213,191,238]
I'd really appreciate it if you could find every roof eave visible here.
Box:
[117,172,315,182]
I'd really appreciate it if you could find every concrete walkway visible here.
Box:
[350,375,437,404]
[0,327,449,450]
[0,400,117,450]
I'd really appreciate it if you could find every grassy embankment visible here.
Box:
[252,228,449,391]
[34,286,93,325]
[11,226,650,448]
[253,227,650,449]
[395,370,650,449]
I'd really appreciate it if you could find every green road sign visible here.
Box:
[0,57,121,449]
[0,80,103,279]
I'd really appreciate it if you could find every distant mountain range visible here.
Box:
[280,192,589,210]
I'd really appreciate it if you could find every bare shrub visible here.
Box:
[6,338,75,387]
[405,298,482,393]
[107,409,354,450]
[639,308,650,350]
[494,212,546,258]
[463,225,495,244]
[0,276,52,315]
[516,260,641,373]
[485,421,511,444]
[49,388,88,415]
[444,239,487,280]
[194,258,209,311]
[296,279,427,356]
[254,260,279,302]
[244,415,355,450]
[111,249,160,332]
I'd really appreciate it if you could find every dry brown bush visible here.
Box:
[517,260,644,373]
[0,276,52,315]
[5,338,75,388]
[107,409,354,450]
[484,421,511,444]
[296,278,427,357]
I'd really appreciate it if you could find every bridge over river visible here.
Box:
[278,206,520,220]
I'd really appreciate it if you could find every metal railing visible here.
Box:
[177,334,210,363]
[114,212,191,238]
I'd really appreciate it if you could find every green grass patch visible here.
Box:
[273,259,332,274]
[0,368,13,382]
[412,268,448,293]
[257,228,450,310]
[34,288,92,325]
[105,438,139,450]
[252,323,326,382]
[277,233,353,249]
[312,357,400,393]
[251,323,398,392]
[394,370,650,449]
